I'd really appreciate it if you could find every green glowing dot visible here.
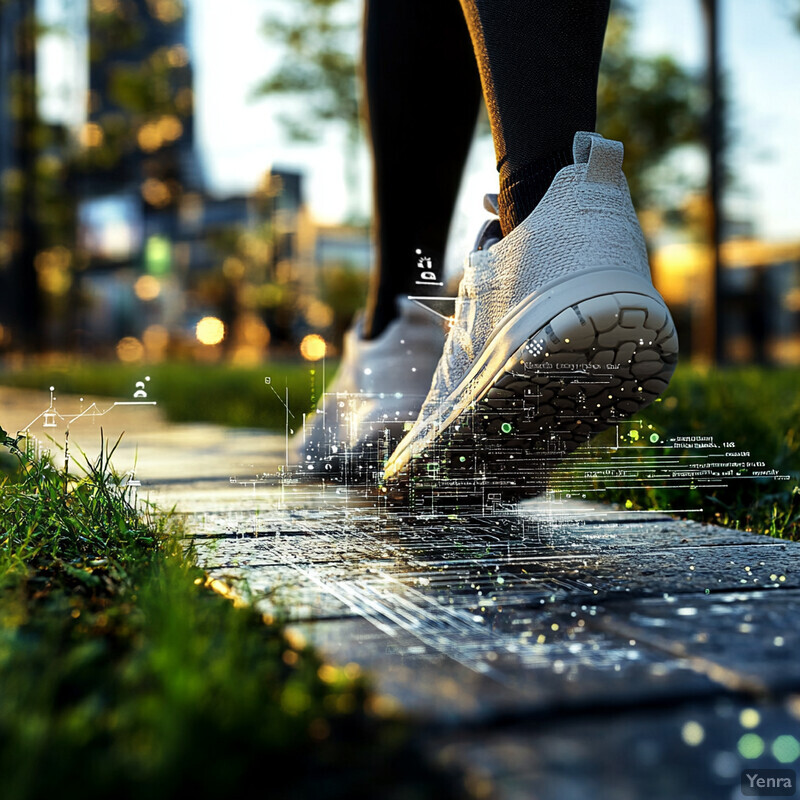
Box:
[459,456,466,463]
[625,499,634,509]
[501,422,513,434]
[772,735,800,764]
[649,433,660,443]
[738,733,765,759]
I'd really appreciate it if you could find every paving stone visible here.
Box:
[185,495,800,730]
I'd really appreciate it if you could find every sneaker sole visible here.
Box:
[383,271,678,504]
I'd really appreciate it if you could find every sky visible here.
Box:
[39,0,800,243]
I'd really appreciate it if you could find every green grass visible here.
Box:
[0,361,334,431]
[0,428,464,800]
[590,365,800,540]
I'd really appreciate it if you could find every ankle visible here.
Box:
[497,146,573,235]
[362,299,399,340]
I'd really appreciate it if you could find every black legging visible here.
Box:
[362,0,610,339]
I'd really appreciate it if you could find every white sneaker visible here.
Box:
[299,298,446,466]
[383,132,679,499]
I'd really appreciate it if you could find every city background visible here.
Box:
[0,0,799,375]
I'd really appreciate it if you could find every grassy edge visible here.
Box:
[0,429,467,800]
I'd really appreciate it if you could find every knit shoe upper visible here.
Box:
[384,131,677,487]
[419,132,649,423]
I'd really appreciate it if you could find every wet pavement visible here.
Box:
[182,481,800,799]
[3,386,799,799]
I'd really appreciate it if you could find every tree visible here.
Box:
[596,12,704,210]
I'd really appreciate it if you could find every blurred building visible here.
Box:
[0,0,34,350]
[65,1,327,360]
[652,238,800,365]
[72,0,199,350]
[314,224,372,273]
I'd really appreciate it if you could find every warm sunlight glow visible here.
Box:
[196,316,225,346]
[299,334,326,361]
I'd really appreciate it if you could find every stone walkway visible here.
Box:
[3,387,799,799]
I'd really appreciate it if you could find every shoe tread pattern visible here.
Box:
[389,292,678,509]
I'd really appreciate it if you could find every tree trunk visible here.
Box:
[701,0,724,364]
[11,0,42,352]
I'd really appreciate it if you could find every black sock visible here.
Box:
[361,0,482,339]
[497,146,574,234]
[459,0,611,236]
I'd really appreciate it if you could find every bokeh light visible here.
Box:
[222,256,246,280]
[738,733,765,759]
[134,275,161,301]
[116,336,145,363]
[79,122,104,148]
[157,115,183,142]
[143,324,169,359]
[772,735,800,764]
[739,708,760,729]
[304,300,334,328]
[141,178,172,208]
[300,334,326,361]
[196,316,225,346]
[147,0,183,24]
[35,247,72,296]
[681,721,705,746]
[238,313,270,348]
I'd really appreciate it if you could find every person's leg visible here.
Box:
[459,0,610,235]
[361,0,482,340]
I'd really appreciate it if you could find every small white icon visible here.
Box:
[133,376,151,399]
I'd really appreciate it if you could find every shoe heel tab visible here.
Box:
[572,131,624,184]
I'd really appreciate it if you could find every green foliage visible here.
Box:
[0,427,160,588]
[317,264,369,342]
[0,435,462,800]
[597,12,704,208]
[253,0,360,142]
[590,366,800,540]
